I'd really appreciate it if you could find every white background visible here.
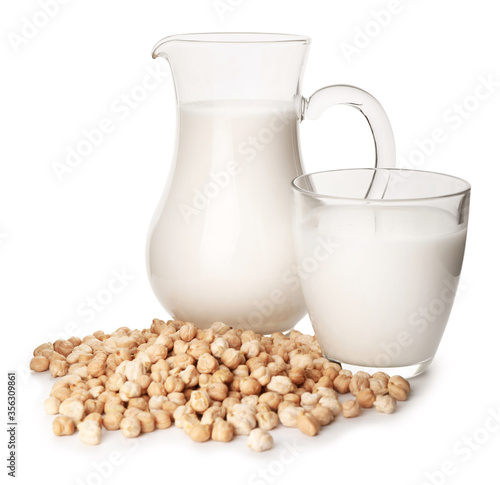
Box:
[1,1,499,484]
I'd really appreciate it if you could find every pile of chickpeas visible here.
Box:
[30,319,410,451]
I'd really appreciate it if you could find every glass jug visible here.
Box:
[146,33,395,334]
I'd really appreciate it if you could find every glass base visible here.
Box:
[329,358,433,379]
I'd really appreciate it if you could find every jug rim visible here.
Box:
[153,32,311,45]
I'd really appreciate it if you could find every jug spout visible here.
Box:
[152,36,175,60]
[151,33,310,105]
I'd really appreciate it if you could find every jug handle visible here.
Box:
[303,85,396,170]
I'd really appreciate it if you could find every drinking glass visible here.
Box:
[292,168,471,378]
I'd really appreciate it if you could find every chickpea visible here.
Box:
[50,387,71,403]
[136,411,156,433]
[227,404,257,435]
[342,400,361,418]
[240,340,264,359]
[201,406,226,426]
[179,323,197,342]
[102,412,123,431]
[210,338,229,358]
[310,405,334,426]
[190,389,212,413]
[298,412,321,437]
[197,353,219,374]
[30,356,49,372]
[104,397,125,415]
[267,376,294,395]
[49,359,68,378]
[300,392,320,411]
[88,386,105,399]
[222,397,240,411]
[220,349,242,370]
[147,381,167,397]
[120,416,142,438]
[135,374,152,392]
[372,371,390,386]
[258,392,282,411]
[162,400,178,415]
[84,399,105,415]
[223,331,241,350]
[168,392,186,406]
[128,397,149,411]
[59,397,84,423]
[210,321,230,335]
[54,340,74,357]
[212,418,234,442]
[153,410,172,429]
[278,405,304,427]
[374,395,397,414]
[106,373,126,392]
[212,367,233,385]
[187,340,211,360]
[369,377,389,396]
[288,367,306,385]
[319,397,342,417]
[289,353,313,370]
[241,395,258,411]
[349,374,370,396]
[333,374,351,394]
[196,328,215,344]
[149,395,168,411]
[68,336,82,347]
[247,428,273,452]
[240,378,262,396]
[250,366,271,387]
[87,359,106,378]
[315,387,338,400]
[165,376,185,393]
[179,365,199,388]
[33,342,53,357]
[357,388,376,408]
[44,397,60,415]
[77,420,102,446]
[146,344,168,363]
[388,376,410,401]
[206,383,228,402]
[188,424,211,443]
[119,381,142,402]
[53,416,75,436]
[256,411,278,431]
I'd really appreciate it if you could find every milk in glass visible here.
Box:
[296,205,467,367]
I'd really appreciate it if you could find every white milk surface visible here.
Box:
[147,100,306,333]
[296,205,467,367]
